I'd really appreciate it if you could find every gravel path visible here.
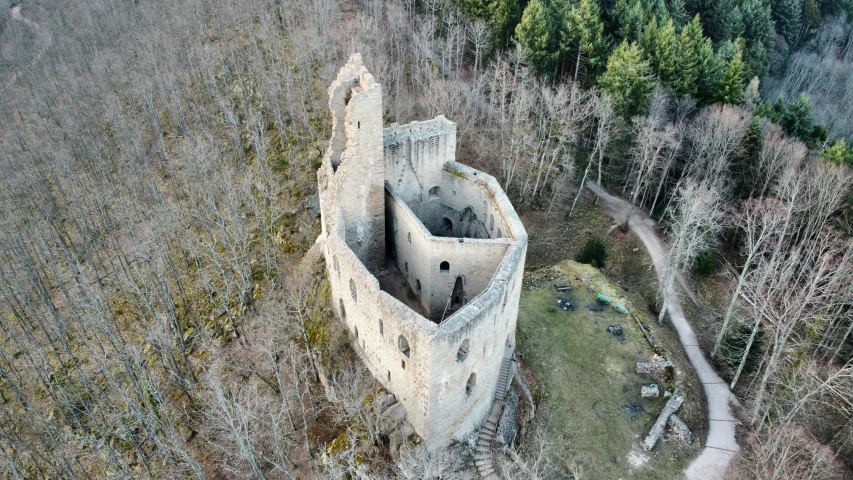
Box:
[586,182,740,480]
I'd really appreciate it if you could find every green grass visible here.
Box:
[517,260,699,479]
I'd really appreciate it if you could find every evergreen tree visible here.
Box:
[781,92,814,140]
[741,0,774,77]
[639,16,659,60]
[732,118,765,200]
[718,42,745,104]
[696,36,725,104]
[822,139,853,167]
[651,19,679,89]
[673,15,703,97]
[670,0,690,27]
[742,0,774,48]
[819,0,853,17]
[491,0,523,48]
[802,0,820,30]
[453,0,493,18]
[772,0,803,47]
[709,0,744,42]
[515,0,557,76]
[598,41,655,116]
[564,0,607,80]
[615,0,648,41]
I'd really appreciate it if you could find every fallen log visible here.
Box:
[643,393,684,451]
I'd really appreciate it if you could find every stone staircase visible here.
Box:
[474,349,515,480]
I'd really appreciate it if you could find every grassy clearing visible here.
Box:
[517,260,702,479]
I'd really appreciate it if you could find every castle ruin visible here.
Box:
[317,54,527,448]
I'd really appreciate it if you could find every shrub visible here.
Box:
[720,322,764,377]
[576,236,608,268]
[693,248,718,274]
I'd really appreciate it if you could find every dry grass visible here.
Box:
[517,259,704,479]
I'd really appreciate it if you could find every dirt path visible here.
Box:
[4,5,51,95]
[585,182,740,480]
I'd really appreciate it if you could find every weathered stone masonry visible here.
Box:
[317,54,527,449]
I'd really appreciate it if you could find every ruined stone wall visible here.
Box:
[385,189,435,317]
[386,187,510,318]
[384,117,456,207]
[328,55,385,270]
[425,165,528,442]
[318,55,527,450]
[322,223,433,433]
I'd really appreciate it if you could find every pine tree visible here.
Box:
[781,92,814,140]
[615,0,648,41]
[651,19,679,89]
[741,0,774,77]
[674,15,702,96]
[732,118,764,200]
[670,0,690,27]
[822,139,853,166]
[598,41,655,116]
[718,43,745,104]
[564,0,607,80]
[453,0,493,18]
[742,0,774,48]
[638,16,659,62]
[802,0,821,30]
[491,0,523,48]
[709,0,744,42]
[515,0,557,76]
[694,36,725,105]
[773,0,803,47]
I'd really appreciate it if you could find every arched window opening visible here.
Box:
[354,325,359,339]
[416,279,422,296]
[506,334,512,347]
[379,319,384,336]
[466,373,476,396]
[497,228,502,238]
[339,299,346,320]
[457,339,470,362]
[408,232,411,243]
[398,335,411,357]
[333,256,340,277]
[401,360,406,369]
[489,214,494,232]
[350,278,358,301]
[439,261,450,274]
[451,276,465,307]
[387,371,391,381]
[428,186,441,201]
[442,217,454,236]
[405,262,409,272]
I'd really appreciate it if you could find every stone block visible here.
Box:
[641,383,660,398]
[667,414,694,444]
[636,360,674,381]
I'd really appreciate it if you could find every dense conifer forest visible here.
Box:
[1,0,852,478]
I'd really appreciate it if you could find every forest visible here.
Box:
[0,0,852,478]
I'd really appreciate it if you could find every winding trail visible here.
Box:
[4,5,52,95]
[586,182,740,480]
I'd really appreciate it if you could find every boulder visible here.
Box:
[379,393,397,411]
[641,383,660,398]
